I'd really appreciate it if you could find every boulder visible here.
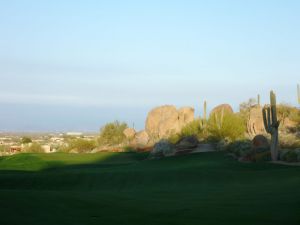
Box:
[123,128,136,139]
[247,106,265,136]
[176,136,199,150]
[210,104,233,116]
[134,130,150,147]
[150,140,175,158]
[178,107,195,128]
[145,105,195,139]
[252,135,270,153]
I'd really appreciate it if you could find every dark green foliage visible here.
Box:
[0,152,300,225]
[21,136,32,144]
[226,139,252,157]
[280,149,300,162]
[97,121,128,146]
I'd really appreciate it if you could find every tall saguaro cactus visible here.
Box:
[257,94,261,106]
[262,91,280,161]
[297,84,300,104]
[203,101,207,121]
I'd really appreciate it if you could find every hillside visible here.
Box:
[0,152,300,225]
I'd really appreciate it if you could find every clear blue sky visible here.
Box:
[0,0,299,132]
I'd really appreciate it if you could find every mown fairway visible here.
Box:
[0,152,299,225]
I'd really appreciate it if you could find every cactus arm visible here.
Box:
[262,107,271,133]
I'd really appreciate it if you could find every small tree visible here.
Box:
[21,137,32,144]
[98,121,128,146]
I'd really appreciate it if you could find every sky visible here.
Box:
[0,0,299,132]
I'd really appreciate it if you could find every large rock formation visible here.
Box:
[210,104,233,116]
[134,130,150,147]
[145,105,194,139]
[123,128,136,139]
[247,105,265,136]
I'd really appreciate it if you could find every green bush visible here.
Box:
[66,139,96,153]
[285,151,298,162]
[98,121,128,146]
[167,132,182,144]
[226,140,252,157]
[208,112,246,142]
[181,119,205,139]
[23,143,44,153]
[167,119,206,144]
[21,137,32,144]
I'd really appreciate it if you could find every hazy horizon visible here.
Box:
[1,1,299,132]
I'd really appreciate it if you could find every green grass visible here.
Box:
[0,152,299,225]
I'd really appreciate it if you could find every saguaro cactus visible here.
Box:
[203,101,207,121]
[257,94,260,106]
[297,84,300,104]
[215,108,224,129]
[262,91,280,161]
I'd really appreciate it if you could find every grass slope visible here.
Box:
[0,152,299,225]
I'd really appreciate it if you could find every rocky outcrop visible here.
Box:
[133,130,150,147]
[210,104,233,116]
[123,128,136,139]
[145,105,194,139]
[178,107,195,128]
[247,106,265,136]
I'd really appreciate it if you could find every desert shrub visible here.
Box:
[277,104,300,131]
[23,143,44,153]
[66,139,96,153]
[21,137,32,144]
[280,134,300,149]
[167,119,207,144]
[168,132,182,144]
[284,151,298,162]
[98,121,128,146]
[208,113,246,142]
[226,140,252,157]
[181,119,205,138]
